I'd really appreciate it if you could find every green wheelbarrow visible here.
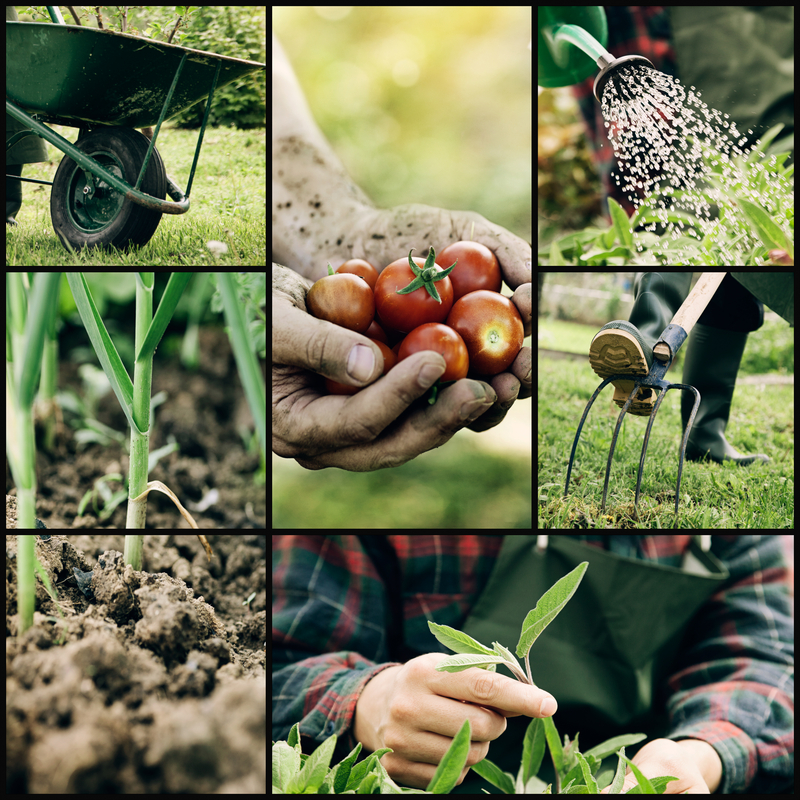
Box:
[6,6,265,251]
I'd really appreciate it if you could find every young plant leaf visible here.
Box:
[515,561,589,658]
[491,642,530,683]
[606,746,628,794]
[425,718,472,794]
[428,621,497,656]
[520,716,546,785]
[576,751,599,793]
[65,273,140,435]
[435,653,508,673]
[584,733,647,761]
[471,757,516,794]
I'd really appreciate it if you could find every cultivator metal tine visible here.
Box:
[634,384,701,516]
[600,382,644,512]
[564,373,651,510]
[633,383,672,517]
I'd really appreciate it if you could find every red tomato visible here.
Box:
[375,255,454,333]
[446,290,523,375]
[307,272,374,333]
[336,259,380,291]
[397,323,469,382]
[437,241,502,300]
[325,339,397,395]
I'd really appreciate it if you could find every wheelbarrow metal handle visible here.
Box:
[653,272,726,362]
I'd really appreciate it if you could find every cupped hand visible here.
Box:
[272,264,498,470]
[343,203,532,423]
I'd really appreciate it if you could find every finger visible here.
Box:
[291,351,447,460]
[273,301,384,387]
[432,669,557,719]
[511,283,532,336]
[295,367,496,470]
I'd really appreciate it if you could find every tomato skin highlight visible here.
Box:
[307,272,375,333]
[375,257,454,333]
[336,259,380,291]
[397,323,469,382]
[437,241,502,300]
[446,290,524,376]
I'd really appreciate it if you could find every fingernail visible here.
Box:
[540,696,557,716]
[347,344,375,383]
[418,361,445,389]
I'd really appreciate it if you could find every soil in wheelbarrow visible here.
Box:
[6,534,267,793]
[5,326,265,530]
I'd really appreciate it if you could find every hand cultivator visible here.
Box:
[564,272,727,517]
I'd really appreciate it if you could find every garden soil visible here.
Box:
[6,534,266,793]
[5,326,266,530]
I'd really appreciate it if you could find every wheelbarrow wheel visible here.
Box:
[51,127,166,251]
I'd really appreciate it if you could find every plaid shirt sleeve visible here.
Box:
[272,534,793,791]
[659,534,794,794]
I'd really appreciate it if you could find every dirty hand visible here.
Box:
[272,264,497,470]
[332,203,532,424]
[353,653,557,790]
[600,738,722,794]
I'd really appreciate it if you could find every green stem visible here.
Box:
[17,535,35,632]
[123,535,144,570]
[125,275,154,528]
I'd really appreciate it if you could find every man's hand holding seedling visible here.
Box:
[353,652,558,790]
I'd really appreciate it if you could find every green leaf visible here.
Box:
[605,747,628,794]
[428,621,497,656]
[584,733,647,761]
[471,757,516,794]
[65,273,141,435]
[618,754,657,794]
[576,752,598,793]
[435,653,508,673]
[520,717,546,785]
[135,273,193,363]
[516,561,589,659]
[289,731,337,793]
[425,718,472,794]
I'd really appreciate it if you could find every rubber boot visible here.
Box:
[7,164,23,225]
[589,273,693,415]
[680,323,769,465]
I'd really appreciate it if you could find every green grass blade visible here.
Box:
[135,273,193,363]
[17,534,35,632]
[17,273,62,408]
[217,272,266,458]
[65,273,141,434]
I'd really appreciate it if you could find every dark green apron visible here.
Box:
[452,535,728,793]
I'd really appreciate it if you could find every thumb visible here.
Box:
[273,302,384,386]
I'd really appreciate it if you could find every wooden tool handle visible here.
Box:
[653,272,726,361]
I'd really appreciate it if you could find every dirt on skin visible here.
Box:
[5,534,267,793]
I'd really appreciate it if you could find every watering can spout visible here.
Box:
[538,6,653,102]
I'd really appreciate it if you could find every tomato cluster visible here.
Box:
[306,243,524,398]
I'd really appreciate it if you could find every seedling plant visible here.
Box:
[7,272,266,528]
[272,561,679,794]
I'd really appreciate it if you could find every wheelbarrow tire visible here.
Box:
[51,127,167,251]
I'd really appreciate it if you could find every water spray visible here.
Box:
[537,6,654,102]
